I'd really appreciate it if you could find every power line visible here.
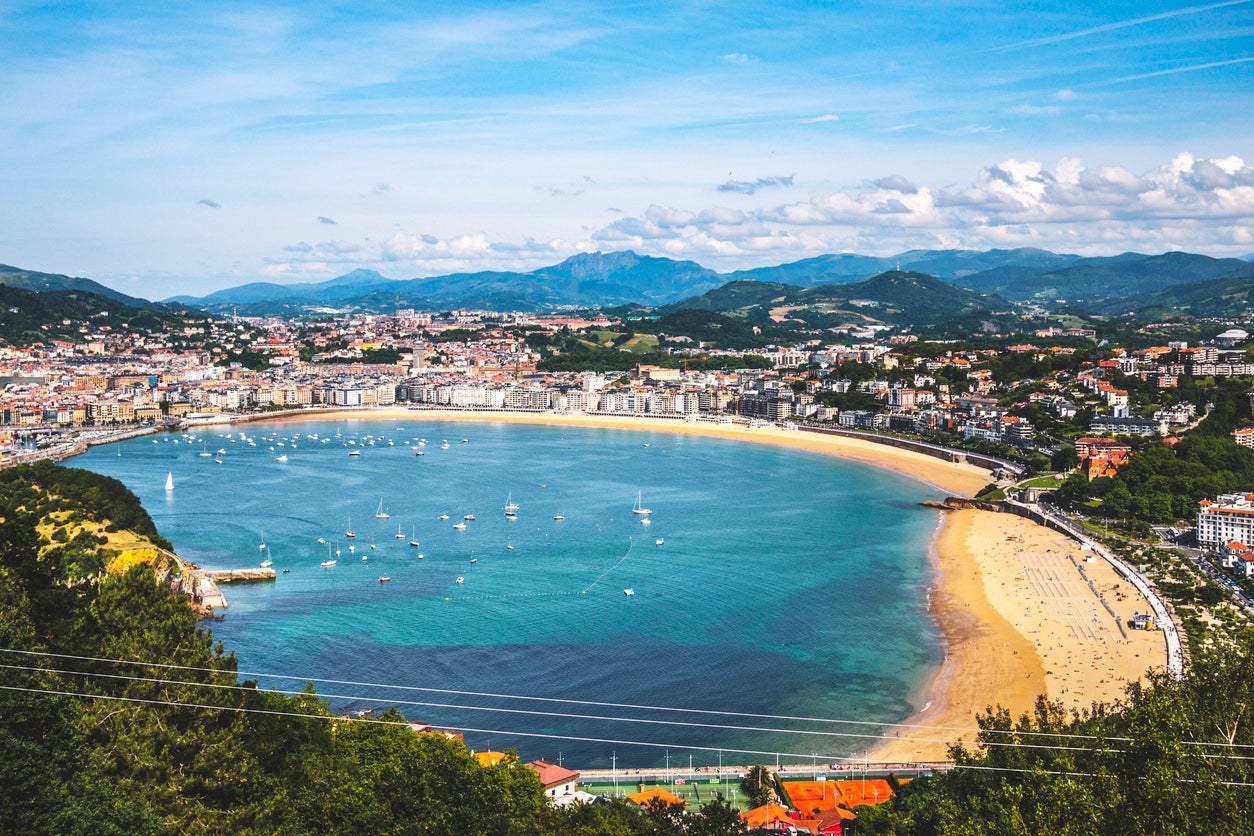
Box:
[7,682,1254,788]
[0,661,1121,756]
[0,646,1193,748]
[8,656,1254,765]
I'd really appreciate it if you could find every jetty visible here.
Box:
[167,559,275,620]
[209,568,277,583]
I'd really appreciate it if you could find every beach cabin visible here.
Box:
[1132,612,1156,631]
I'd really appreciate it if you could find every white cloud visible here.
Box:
[255,152,1254,282]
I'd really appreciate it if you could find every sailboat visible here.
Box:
[409,526,420,547]
[396,524,406,539]
[503,492,520,513]
[164,472,174,491]
[632,491,651,515]
[260,546,273,568]
[198,443,212,457]
[345,515,355,538]
[375,499,390,519]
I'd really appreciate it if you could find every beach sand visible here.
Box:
[246,408,1168,764]
[871,509,1169,764]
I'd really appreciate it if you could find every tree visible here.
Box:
[740,764,775,807]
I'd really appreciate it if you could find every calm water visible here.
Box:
[75,417,946,768]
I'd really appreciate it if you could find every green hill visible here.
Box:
[0,284,200,348]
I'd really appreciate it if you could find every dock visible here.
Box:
[209,568,277,583]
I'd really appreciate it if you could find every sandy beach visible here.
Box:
[871,508,1169,764]
[223,407,1169,765]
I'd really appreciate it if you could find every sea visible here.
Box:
[73,417,947,769]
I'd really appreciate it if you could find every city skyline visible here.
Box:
[2,0,1252,300]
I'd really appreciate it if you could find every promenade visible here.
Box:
[1007,498,1185,678]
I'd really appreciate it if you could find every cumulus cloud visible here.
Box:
[317,216,337,225]
[716,175,794,195]
[259,152,1254,280]
[721,53,756,65]
[871,175,918,194]
[197,198,221,209]
[583,152,1254,263]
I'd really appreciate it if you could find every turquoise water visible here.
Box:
[75,418,946,768]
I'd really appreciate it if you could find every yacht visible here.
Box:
[375,499,390,519]
[453,521,467,530]
[632,491,651,515]
[455,576,464,584]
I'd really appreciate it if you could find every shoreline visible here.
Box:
[870,507,1170,764]
[74,407,1168,766]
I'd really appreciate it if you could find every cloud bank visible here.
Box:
[259,152,1254,280]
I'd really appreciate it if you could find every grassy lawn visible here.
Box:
[619,334,660,353]
[1018,474,1065,489]
[578,778,751,808]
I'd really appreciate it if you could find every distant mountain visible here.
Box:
[723,247,1080,287]
[956,251,1254,304]
[169,252,724,313]
[0,264,152,308]
[12,246,1254,319]
[165,269,393,306]
[668,271,1013,336]
[1085,262,1254,318]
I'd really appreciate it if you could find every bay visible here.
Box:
[74,417,946,769]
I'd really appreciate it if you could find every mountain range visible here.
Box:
[7,248,1254,319]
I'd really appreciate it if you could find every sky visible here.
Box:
[1,0,1253,300]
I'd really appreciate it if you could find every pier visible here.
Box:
[209,568,277,583]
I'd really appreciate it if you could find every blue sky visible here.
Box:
[1,0,1252,299]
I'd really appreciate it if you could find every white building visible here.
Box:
[1197,493,1254,546]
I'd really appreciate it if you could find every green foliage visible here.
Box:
[866,639,1254,834]
[0,462,548,834]
[359,346,401,365]
[1055,436,1254,524]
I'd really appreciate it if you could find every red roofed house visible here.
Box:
[741,802,796,830]
[526,760,580,800]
